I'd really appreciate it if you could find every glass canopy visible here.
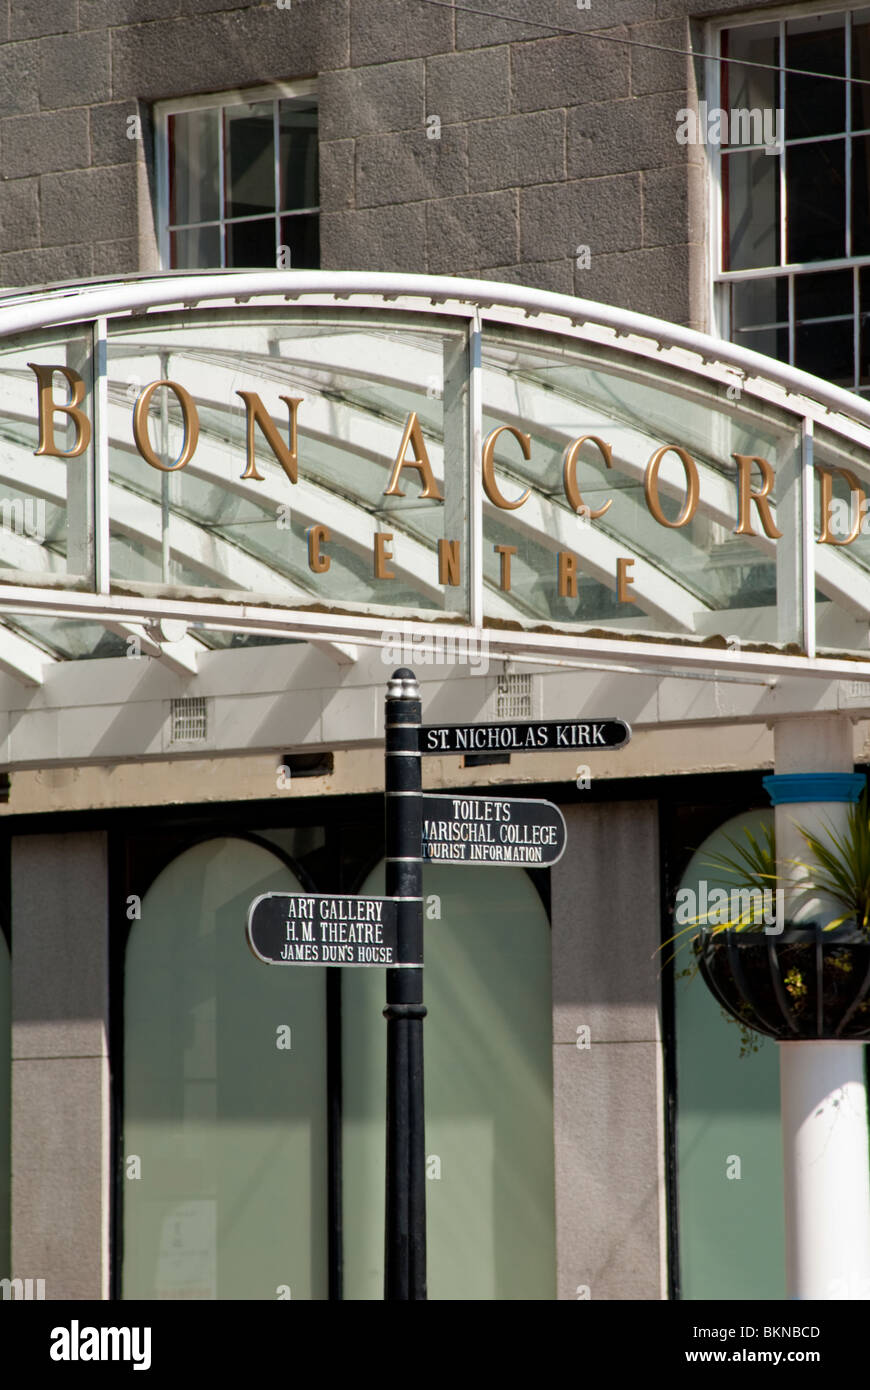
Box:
[0,270,867,679]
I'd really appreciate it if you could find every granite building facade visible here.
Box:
[0,0,869,1304]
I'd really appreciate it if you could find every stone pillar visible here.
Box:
[550,800,667,1300]
[10,833,110,1300]
[767,716,870,1300]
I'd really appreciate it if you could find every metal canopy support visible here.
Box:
[93,318,110,595]
[0,624,54,686]
[307,639,359,665]
[101,619,203,676]
[468,311,484,632]
[801,420,817,660]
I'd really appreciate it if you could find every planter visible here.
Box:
[694,922,870,1040]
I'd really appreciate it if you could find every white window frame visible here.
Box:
[707,1,870,390]
[154,79,318,272]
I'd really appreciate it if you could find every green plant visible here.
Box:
[666,790,870,1054]
[793,789,870,934]
[699,820,779,925]
[661,820,779,972]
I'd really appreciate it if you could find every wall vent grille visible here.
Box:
[495,673,532,720]
[170,696,208,742]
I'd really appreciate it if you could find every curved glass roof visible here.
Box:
[0,269,868,683]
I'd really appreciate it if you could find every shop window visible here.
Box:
[156,84,319,272]
[0,925,8,1284]
[713,9,870,394]
[673,808,783,1298]
[123,836,329,1299]
[121,829,555,1299]
[342,860,556,1300]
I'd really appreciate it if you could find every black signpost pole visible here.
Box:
[383,667,426,1300]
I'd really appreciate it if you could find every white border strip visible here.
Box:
[1,270,870,436]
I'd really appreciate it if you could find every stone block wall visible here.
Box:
[0,0,785,325]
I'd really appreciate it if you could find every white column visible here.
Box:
[781,1042,870,1299]
[772,716,870,1300]
[773,716,855,925]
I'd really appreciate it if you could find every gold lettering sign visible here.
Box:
[617,556,636,603]
[384,412,443,499]
[732,454,782,539]
[374,533,395,579]
[438,538,461,586]
[237,392,302,483]
[563,435,613,519]
[494,543,517,591]
[26,362,870,611]
[482,426,532,510]
[132,380,200,472]
[29,363,91,458]
[558,550,577,598]
[308,524,330,573]
[817,466,866,546]
[644,446,699,529]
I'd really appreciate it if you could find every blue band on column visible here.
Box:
[762,772,866,805]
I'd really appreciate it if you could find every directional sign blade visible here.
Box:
[419,718,631,755]
[421,794,567,868]
[247,892,418,968]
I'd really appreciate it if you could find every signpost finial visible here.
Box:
[387,667,419,699]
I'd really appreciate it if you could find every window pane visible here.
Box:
[852,135,870,255]
[794,268,852,320]
[123,838,329,1300]
[813,427,870,633]
[0,929,8,1289]
[852,9,870,132]
[676,810,784,1299]
[279,100,319,210]
[795,318,854,386]
[786,14,845,139]
[171,225,221,269]
[736,325,789,362]
[858,265,870,384]
[723,24,778,123]
[731,277,788,331]
[343,862,556,1300]
[107,312,469,617]
[0,330,95,586]
[786,140,845,262]
[226,217,276,269]
[224,102,276,220]
[478,325,801,642]
[169,109,220,226]
[723,148,779,271]
[280,213,320,270]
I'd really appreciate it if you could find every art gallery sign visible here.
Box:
[0,269,869,677]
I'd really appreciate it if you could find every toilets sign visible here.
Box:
[421,794,567,867]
